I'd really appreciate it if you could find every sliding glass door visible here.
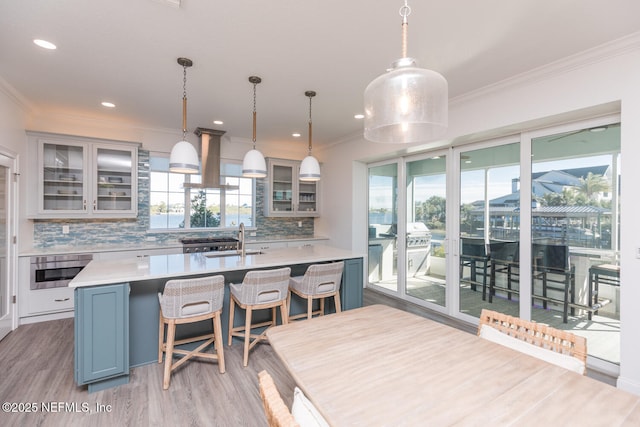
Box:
[368,162,399,293]
[405,155,447,307]
[365,117,622,368]
[529,123,621,364]
[457,142,521,318]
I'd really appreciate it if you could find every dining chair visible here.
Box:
[288,261,344,320]
[258,370,329,427]
[158,275,226,390]
[258,370,300,427]
[477,309,587,375]
[228,267,291,367]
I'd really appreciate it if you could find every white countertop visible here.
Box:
[69,244,362,288]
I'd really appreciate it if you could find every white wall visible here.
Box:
[318,34,640,394]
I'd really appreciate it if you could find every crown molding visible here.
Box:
[450,31,640,107]
[0,75,35,114]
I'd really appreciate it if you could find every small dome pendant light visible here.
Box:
[299,90,320,182]
[169,57,200,173]
[364,1,448,143]
[242,76,267,178]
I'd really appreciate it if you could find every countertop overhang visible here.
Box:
[69,244,363,288]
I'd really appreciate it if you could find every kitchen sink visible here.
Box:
[203,249,263,258]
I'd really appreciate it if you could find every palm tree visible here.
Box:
[576,172,610,201]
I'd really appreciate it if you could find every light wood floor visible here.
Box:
[0,289,616,426]
[0,315,296,426]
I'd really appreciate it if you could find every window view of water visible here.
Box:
[150,213,253,229]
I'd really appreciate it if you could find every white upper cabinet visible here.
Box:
[264,158,319,217]
[29,132,139,218]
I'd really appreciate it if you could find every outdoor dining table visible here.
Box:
[266,304,640,426]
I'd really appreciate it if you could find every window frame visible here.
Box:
[148,153,256,232]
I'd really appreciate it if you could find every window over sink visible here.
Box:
[149,154,255,230]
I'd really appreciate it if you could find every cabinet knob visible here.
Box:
[83,200,87,210]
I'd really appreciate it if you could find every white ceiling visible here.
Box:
[1,0,640,149]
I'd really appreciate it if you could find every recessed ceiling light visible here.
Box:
[33,39,56,50]
[354,114,364,119]
[213,120,223,125]
[101,101,116,108]
[292,133,301,138]
[465,160,472,164]
[589,126,607,133]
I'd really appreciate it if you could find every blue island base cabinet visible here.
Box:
[70,248,364,393]
[74,283,130,393]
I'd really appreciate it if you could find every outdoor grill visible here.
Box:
[406,222,432,276]
[407,222,432,248]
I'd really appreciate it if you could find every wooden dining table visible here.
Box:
[266,304,640,426]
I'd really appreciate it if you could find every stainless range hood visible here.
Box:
[184,127,226,189]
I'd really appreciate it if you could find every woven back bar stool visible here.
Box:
[288,261,344,320]
[158,275,226,390]
[228,267,291,367]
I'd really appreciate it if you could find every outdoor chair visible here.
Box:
[488,240,519,303]
[460,237,490,300]
[532,243,575,323]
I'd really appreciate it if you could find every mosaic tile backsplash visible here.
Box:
[33,150,315,248]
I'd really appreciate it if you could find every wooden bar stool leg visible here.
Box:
[243,306,252,367]
[213,313,225,373]
[320,297,325,316]
[158,313,164,363]
[307,297,313,319]
[163,321,176,390]
[228,297,235,346]
[334,292,342,313]
[280,299,289,324]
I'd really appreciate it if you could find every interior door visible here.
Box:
[0,154,15,341]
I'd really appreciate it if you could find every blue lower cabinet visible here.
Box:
[342,258,364,310]
[74,283,130,393]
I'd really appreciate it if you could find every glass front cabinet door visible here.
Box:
[41,141,88,213]
[93,146,135,213]
[264,158,319,217]
[35,133,138,218]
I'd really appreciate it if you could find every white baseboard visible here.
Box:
[19,310,73,325]
[617,376,640,396]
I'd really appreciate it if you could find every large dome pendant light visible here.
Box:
[169,57,200,173]
[299,90,320,181]
[242,76,267,178]
[364,1,448,144]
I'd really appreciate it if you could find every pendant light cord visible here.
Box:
[182,63,188,141]
[400,0,411,58]
[252,81,257,150]
[308,94,313,155]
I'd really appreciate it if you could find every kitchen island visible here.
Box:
[69,244,364,392]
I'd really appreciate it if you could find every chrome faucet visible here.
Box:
[238,222,245,257]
